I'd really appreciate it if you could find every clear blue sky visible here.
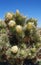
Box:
[0,0,41,27]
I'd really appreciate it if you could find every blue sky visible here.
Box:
[0,0,41,27]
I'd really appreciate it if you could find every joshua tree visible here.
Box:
[0,10,41,65]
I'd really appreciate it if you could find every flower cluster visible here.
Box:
[0,10,41,65]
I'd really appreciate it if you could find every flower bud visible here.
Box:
[8,20,16,27]
[16,25,23,34]
[31,47,36,53]
[11,45,18,54]
[27,22,34,30]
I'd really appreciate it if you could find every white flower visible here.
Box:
[16,25,23,33]
[6,12,13,20]
[8,20,16,27]
[11,45,18,53]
